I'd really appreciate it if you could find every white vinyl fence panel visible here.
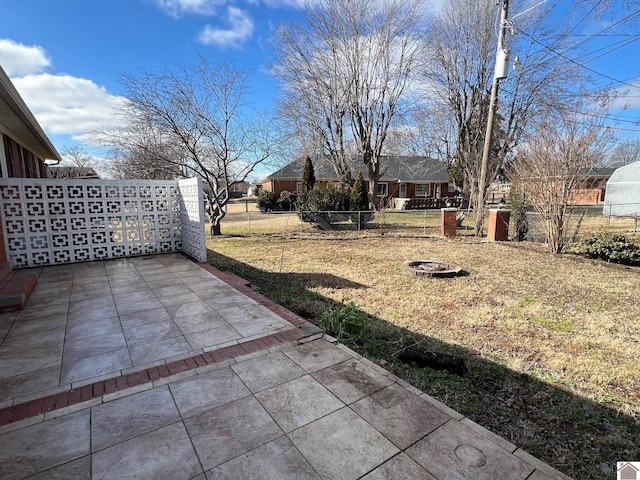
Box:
[0,178,207,268]
[177,177,207,263]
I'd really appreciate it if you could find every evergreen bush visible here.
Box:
[508,191,529,241]
[301,156,316,193]
[349,171,374,227]
[256,190,276,212]
[571,232,640,266]
[276,190,296,211]
[297,183,350,225]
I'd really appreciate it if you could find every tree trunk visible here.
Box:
[210,222,222,236]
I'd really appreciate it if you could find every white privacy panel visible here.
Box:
[0,178,205,268]
[178,177,207,263]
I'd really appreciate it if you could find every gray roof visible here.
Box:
[589,167,616,177]
[603,161,640,217]
[267,155,450,183]
[48,166,100,179]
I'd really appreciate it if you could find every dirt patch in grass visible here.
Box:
[206,232,640,479]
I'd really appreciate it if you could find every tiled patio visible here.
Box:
[0,254,297,407]
[0,254,571,479]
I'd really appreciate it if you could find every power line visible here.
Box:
[516,28,640,90]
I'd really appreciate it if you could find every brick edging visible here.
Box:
[195,262,314,330]
[0,261,320,427]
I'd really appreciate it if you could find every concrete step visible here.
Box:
[0,265,38,312]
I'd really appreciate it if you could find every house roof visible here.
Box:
[267,155,450,183]
[0,66,61,162]
[580,167,616,178]
[589,167,616,177]
[48,166,101,179]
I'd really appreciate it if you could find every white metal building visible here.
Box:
[603,161,640,217]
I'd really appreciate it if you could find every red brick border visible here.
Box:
[0,261,320,427]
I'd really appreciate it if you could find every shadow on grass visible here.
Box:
[207,248,639,480]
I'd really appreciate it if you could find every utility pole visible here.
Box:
[475,0,510,237]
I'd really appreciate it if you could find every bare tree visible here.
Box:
[272,0,426,205]
[105,141,189,180]
[95,60,276,235]
[60,145,96,168]
[605,140,640,167]
[417,0,615,235]
[508,103,612,253]
[49,145,101,178]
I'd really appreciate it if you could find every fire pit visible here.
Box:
[402,260,463,278]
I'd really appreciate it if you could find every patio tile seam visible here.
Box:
[0,329,309,427]
[0,260,319,426]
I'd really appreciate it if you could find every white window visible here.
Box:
[415,183,430,197]
[448,183,456,193]
[296,182,302,194]
[376,182,388,196]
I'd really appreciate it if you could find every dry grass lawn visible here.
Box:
[206,216,640,479]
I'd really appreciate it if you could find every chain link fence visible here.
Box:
[220,201,639,242]
[222,208,476,238]
[523,205,640,244]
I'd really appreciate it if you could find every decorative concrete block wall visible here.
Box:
[0,178,207,268]
[177,177,207,264]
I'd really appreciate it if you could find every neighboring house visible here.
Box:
[487,167,615,206]
[229,181,249,198]
[48,166,100,179]
[571,167,616,205]
[262,154,458,209]
[0,65,62,308]
[247,183,262,197]
[603,161,640,217]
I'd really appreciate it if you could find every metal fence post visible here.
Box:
[424,209,427,236]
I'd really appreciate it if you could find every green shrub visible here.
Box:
[508,191,529,242]
[349,171,369,211]
[349,171,374,228]
[256,190,276,212]
[319,302,371,343]
[297,183,350,224]
[571,232,640,266]
[276,190,296,211]
[301,156,316,192]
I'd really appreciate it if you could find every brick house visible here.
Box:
[0,66,62,308]
[489,167,616,206]
[570,167,616,205]
[48,166,100,179]
[262,154,459,208]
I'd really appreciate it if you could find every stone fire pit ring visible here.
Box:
[402,260,463,278]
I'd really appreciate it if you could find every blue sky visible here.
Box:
[0,0,303,153]
[0,0,639,172]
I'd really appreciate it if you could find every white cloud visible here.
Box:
[12,74,127,137]
[612,85,640,111]
[198,7,255,47]
[154,0,225,17]
[0,39,51,76]
[0,39,125,140]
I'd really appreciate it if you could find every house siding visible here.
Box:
[2,134,45,179]
[571,188,602,205]
[263,179,299,198]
